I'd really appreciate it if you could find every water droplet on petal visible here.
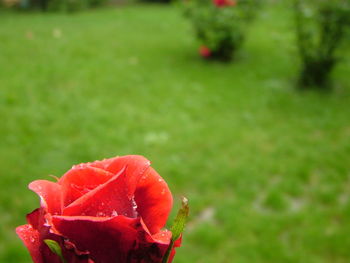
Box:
[132,199,138,210]
[97,212,105,217]
[112,210,118,217]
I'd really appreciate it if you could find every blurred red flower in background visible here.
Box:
[199,45,211,58]
[213,0,236,7]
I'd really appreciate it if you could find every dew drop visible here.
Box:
[132,199,138,210]
[97,212,105,217]
[141,175,147,180]
[112,210,118,217]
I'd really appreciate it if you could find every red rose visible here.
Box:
[199,45,211,58]
[213,0,236,7]
[16,155,181,263]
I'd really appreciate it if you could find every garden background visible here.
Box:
[1,0,350,262]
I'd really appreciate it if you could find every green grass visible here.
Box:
[1,3,350,263]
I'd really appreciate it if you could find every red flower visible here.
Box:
[199,45,211,58]
[16,155,181,263]
[213,0,236,7]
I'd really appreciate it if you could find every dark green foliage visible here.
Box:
[141,0,172,3]
[46,0,88,12]
[87,0,109,7]
[7,0,109,11]
[294,0,350,89]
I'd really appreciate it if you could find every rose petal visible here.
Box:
[29,180,62,215]
[105,155,151,199]
[18,220,94,263]
[105,155,173,233]
[51,215,141,263]
[151,233,181,263]
[16,224,43,263]
[134,167,173,234]
[152,230,172,244]
[59,166,114,207]
[52,215,174,263]
[58,155,151,208]
[62,167,136,218]
[26,208,45,230]
[88,157,116,170]
[41,233,92,263]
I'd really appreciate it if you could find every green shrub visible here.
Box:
[47,0,88,12]
[1,0,20,8]
[294,0,350,89]
[183,0,259,61]
[4,0,109,11]
[141,0,171,3]
[87,0,109,7]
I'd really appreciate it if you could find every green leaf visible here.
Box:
[44,239,67,263]
[162,197,189,263]
[170,197,189,240]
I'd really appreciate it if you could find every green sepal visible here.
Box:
[162,197,189,263]
[44,239,67,263]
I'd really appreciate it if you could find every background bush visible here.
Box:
[88,0,109,7]
[183,0,260,61]
[46,0,88,12]
[294,0,350,89]
[1,0,109,11]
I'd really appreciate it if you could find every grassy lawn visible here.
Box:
[1,2,350,263]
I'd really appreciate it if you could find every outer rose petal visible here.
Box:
[19,209,93,263]
[59,166,114,207]
[16,224,43,263]
[51,215,171,263]
[63,168,136,218]
[26,208,43,230]
[41,233,92,263]
[40,232,92,263]
[152,230,172,244]
[29,180,62,215]
[135,167,173,234]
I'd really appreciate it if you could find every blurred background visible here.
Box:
[1,0,350,262]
